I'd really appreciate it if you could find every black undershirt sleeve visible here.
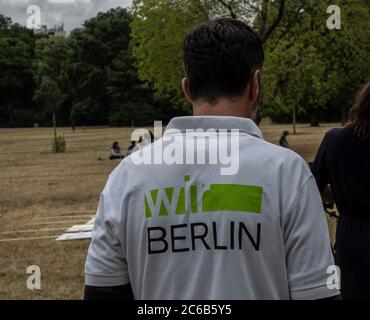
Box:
[317,294,342,300]
[84,284,341,300]
[84,284,134,300]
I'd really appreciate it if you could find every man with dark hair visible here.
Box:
[84,18,339,300]
[182,18,264,110]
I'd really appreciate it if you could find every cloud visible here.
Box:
[0,0,131,32]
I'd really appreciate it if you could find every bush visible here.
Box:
[52,135,66,153]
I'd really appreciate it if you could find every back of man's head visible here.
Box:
[183,18,264,104]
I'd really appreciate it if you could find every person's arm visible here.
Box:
[322,185,334,206]
[283,174,340,300]
[84,192,132,299]
[311,134,330,193]
[84,284,134,300]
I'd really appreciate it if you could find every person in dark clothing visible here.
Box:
[126,140,137,156]
[311,81,370,300]
[109,141,124,160]
[279,130,290,148]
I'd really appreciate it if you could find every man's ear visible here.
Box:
[182,78,193,102]
[248,70,262,103]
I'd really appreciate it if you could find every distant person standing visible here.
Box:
[279,131,290,148]
[109,141,124,160]
[312,81,370,299]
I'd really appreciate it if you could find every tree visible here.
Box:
[107,50,157,126]
[1,9,185,128]
[67,8,133,125]
[262,0,370,132]
[131,0,289,109]
[33,36,72,126]
[212,0,287,42]
[131,0,210,109]
[34,77,66,141]
[0,15,36,127]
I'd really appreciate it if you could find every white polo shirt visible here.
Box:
[85,116,339,300]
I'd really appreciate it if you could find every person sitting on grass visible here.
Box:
[279,130,290,148]
[109,141,124,160]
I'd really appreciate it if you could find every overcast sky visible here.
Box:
[0,0,132,33]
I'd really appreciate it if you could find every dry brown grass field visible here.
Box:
[0,121,340,299]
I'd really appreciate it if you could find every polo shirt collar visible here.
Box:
[165,116,264,139]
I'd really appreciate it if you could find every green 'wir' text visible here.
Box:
[144,176,263,218]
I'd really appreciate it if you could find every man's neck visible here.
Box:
[192,97,252,118]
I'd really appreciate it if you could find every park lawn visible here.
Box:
[0,121,340,299]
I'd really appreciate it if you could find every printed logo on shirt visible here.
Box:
[144,175,263,218]
[144,176,263,255]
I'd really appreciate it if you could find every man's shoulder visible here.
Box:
[242,136,311,175]
[250,136,302,159]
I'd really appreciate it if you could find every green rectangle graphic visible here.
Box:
[202,184,263,214]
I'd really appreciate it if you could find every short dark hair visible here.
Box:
[183,18,264,103]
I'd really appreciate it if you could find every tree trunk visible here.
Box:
[71,117,76,132]
[341,106,347,126]
[292,107,297,135]
[310,109,320,127]
[53,112,57,140]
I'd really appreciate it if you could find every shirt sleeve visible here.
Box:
[283,175,340,300]
[311,133,329,193]
[85,192,130,287]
